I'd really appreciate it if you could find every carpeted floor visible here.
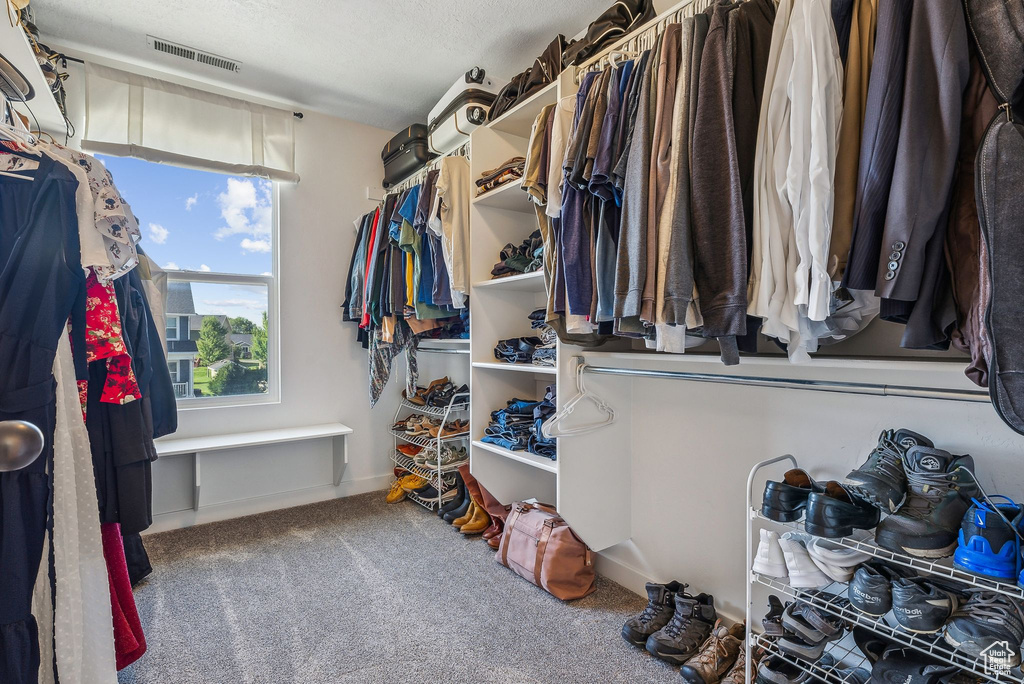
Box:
[117,491,679,684]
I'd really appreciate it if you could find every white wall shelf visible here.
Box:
[472,361,557,375]
[472,440,558,474]
[486,81,559,138]
[0,16,68,136]
[474,270,545,291]
[471,179,533,213]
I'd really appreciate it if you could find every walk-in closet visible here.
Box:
[1,0,1023,682]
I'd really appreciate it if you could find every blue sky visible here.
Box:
[98,155,271,324]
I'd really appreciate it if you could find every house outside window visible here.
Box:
[98,155,280,407]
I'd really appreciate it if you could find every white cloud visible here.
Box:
[261,272,273,276]
[199,264,211,272]
[185,193,198,211]
[240,238,272,253]
[202,298,265,311]
[163,261,180,270]
[148,223,169,244]
[214,178,272,241]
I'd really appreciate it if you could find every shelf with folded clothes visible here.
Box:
[472,440,558,474]
[486,80,559,138]
[751,574,1022,682]
[473,270,545,291]
[471,178,533,213]
[752,632,871,684]
[472,361,557,375]
[390,449,463,488]
[751,509,1024,603]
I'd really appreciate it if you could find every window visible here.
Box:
[98,155,279,406]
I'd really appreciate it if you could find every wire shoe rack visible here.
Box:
[391,390,469,511]
[746,454,1024,683]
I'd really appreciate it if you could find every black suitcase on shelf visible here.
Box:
[382,124,434,188]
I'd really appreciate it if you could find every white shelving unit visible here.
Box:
[745,455,1024,682]
[0,15,69,136]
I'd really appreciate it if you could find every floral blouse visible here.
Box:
[76,269,143,412]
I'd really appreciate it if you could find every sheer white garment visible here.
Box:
[50,333,118,683]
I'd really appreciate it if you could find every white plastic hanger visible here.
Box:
[542,362,615,438]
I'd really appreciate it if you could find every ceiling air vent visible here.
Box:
[146,36,242,73]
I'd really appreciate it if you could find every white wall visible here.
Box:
[58,55,403,530]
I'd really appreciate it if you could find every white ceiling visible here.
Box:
[32,0,613,132]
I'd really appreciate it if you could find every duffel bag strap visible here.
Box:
[501,503,531,567]
[534,519,555,586]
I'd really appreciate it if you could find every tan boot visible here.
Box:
[459,505,491,534]
[721,639,749,684]
[453,501,476,527]
[679,619,745,684]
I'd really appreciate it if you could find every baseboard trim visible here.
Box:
[145,474,392,534]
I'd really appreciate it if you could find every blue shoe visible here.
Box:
[953,496,1024,581]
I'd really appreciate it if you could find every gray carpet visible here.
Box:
[117,491,679,684]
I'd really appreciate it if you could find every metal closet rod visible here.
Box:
[577,362,991,403]
[418,347,470,355]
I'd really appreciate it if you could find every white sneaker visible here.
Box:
[805,538,871,583]
[752,529,788,579]
[779,532,832,588]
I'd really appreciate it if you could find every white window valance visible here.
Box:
[82,63,299,182]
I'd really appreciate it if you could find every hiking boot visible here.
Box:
[875,447,979,558]
[761,469,824,522]
[844,429,933,512]
[622,581,686,646]
[848,561,917,616]
[645,592,717,664]
[679,619,744,684]
[891,577,964,633]
[954,496,1024,581]
[720,640,750,684]
[804,481,880,538]
[943,590,1024,668]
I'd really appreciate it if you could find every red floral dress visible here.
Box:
[76,269,143,414]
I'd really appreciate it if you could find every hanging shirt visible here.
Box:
[432,156,472,308]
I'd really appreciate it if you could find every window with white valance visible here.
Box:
[82,63,299,182]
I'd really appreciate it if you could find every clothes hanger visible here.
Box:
[541,362,615,438]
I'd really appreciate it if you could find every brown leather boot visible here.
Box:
[721,639,749,684]
[459,505,491,534]
[678,619,745,684]
[452,502,476,528]
[487,533,502,550]
[481,519,502,540]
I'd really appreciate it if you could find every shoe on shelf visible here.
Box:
[874,447,979,559]
[762,595,786,638]
[755,655,819,683]
[805,537,871,583]
[453,501,478,528]
[844,428,933,513]
[644,592,717,664]
[385,479,407,504]
[870,645,972,683]
[424,446,469,469]
[848,561,917,616]
[777,601,845,660]
[621,581,687,647]
[459,504,490,534]
[777,532,831,588]
[398,474,428,492]
[954,496,1024,581]
[943,590,1024,669]
[891,577,965,633]
[437,474,466,517]
[761,469,824,522]
[396,443,422,458]
[820,662,870,684]
[752,529,788,580]
[679,619,745,684]
[804,480,880,539]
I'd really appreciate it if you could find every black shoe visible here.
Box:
[762,595,786,637]
[891,577,965,634]
[644,592,717,664]
[871,646,971,683]
[844,428,932,513]
[804,481,880,538]
[875,447,979,558]
[821,662,870,684]
[442,492,472,523]
[943,590,1024,669]
[761,469,824,522]
[848,561,917,616]
[621,581,684,647]
[437,474,465,517]
[755,655,820,683]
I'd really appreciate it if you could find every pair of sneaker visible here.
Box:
[621,581,718,666]
[753,530,869,588]
[848,561,966,634]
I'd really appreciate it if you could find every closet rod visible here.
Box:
[418,347,470,355]
[577,362,991,403]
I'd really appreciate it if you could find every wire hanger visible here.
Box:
[542,361,615,438]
